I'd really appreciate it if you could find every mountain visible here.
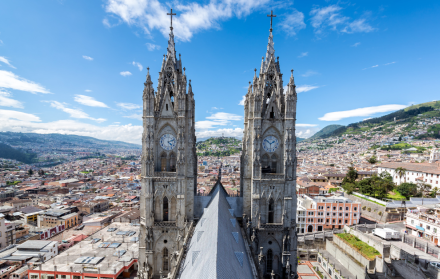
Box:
[196,137,242,157]
[0,143,37,164]
[310,125,344,139]
[0,132,141,150]
[319,100,440,139]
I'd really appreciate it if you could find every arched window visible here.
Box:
[170,94,174,108]
[266,249,273,273]
[169,153,176,172]
[268,199,274,223]
[161,153,167,171]
[163,197,169,221]
[271,154,277,173]
[163,248,169,271]
[262,154,269,173]
[270,107,274,118]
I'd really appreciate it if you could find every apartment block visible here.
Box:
[297,194,361,233]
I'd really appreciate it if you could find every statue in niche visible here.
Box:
[146,227,154,250]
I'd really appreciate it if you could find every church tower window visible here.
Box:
[161,153,167,171]
[266,249,273,273]
[262,154,269,173]
[170,153,176,172]
[270,107,274,118]
[163,248,169,271]
[163,197,169,221]
[268,199,274,223]
[271,154,277,173]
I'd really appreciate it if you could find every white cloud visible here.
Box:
[132,61,143,71]
[296,124,318,127]
[384,62,396,66]
[123,114,142,120]
[74,95,109,108]
[0,110,142,144]
[238,95,246,106]
[0,57,16,69]
[0,109,41,122]
[83,55,93,61]
[342,18,374,33]
[279,10,306,36]
[146,43,161,51]
[196,112,242,130]
[298,52,308,58]
[46,101,106,123]
[362,65,379,70]
[85,89,92,92]
[301,70,319,77]
[319,104,408,121]
[117,102,141,110]
[196,128,243,139]
[0,91,24,108]
[296,85,320,93]
[120,71,132,76]
[0,70,50,94]
[296,126,320,138]
[104,0,271,41]
[351,42,361,47]
[310,5,374,35]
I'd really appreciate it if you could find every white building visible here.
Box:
[406,204,440,245]
[378,161,440,187]
[9,240,58,262]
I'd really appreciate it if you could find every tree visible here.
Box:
[38,169,45,176]
[417,181,431,205]
[342,183,356,195]
[343,167,358,184]
[397,182,418,199]
[28,168,33,176]
[329,188,338,193]
[367,156,377,164]
[395,167,407,184]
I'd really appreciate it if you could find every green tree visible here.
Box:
[343,167,358,184]
[328,188,338,193]
[28,168,33,176]
[342,183,356,195]
[396,182,418,199]
[395,167,407,184]
[367,156,377,164]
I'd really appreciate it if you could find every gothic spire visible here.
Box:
[166,8,177,65]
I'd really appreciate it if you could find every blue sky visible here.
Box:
[0,0,439,144]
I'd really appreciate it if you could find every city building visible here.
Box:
[27,222,138,279]
[297,194,361,233]
[405,204,440,244]
[378,161,440,186]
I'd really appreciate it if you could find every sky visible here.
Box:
[0,0,439,145]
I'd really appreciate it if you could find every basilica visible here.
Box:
[138,10,298,279]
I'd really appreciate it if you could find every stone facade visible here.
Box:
[240,28,298,278]
[139,27,196,279]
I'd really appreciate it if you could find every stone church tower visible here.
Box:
[138,21,197,278]
[240,13,298,278]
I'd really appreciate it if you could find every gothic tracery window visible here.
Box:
[271,154,277,173]
[266,249,273,273]
[163,248,169,271]
[163,197,169,221]
[169,153,176,172]
[161,153,167,171]
[268,199,274,223]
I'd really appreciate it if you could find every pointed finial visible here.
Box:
[267,10,277,32]
[183,67,186,73]
[249,81,251,85]
[277,56,279,61]
[167,8,177,31]
[291,69,294,76]
[147,67,150,74]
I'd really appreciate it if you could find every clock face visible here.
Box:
[262,136,279,153]
[160,134,176,150]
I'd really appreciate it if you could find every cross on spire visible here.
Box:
[267,10,276,32]
[167,8,177,30]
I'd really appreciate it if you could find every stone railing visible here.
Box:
[154,171,176,178]
[261,173,285,180]
[154,221,177,227]
[259,223,283,231]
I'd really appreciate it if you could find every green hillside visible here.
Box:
[321,100,440,138]
[0,143,37,164]
[310,125,344,139]
[196,137,242,157]
[0,132,141,149]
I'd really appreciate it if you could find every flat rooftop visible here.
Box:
[36,222,139,275]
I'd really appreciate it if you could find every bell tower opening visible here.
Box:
[163,196,169,221]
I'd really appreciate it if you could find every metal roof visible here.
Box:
[178,180,255,279]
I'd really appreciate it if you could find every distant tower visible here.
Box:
[241,10,298,279]
[139,8,197,279]
[429,148,440,163]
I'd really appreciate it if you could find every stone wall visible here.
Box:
[345,194,401,222]
[344,225,390,259]
[325,239,366,279]
[333,235,378,270]
[390,244,420,262]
